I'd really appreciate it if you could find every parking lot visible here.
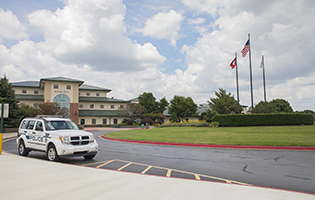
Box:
[81,159,249,185]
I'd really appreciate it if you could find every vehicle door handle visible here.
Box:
[32,132,36,134]
[24,131,27,133]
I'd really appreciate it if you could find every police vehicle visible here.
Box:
[17,117,98,161]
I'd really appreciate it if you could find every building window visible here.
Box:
[20,103,25,106]
[100,105,104,109]
[96,93,100,97]
[92,119,96,124]
[34,90,38,94]
[90,104,94,109]
[86,92,90,96]
[22,89,27,94]
[66,85,71,90]
[79,104,83,108]
[120,105,124,109]
[33,103,38,107]
[53,84,58,89]
[102,119,107,125]
[113,119,118,124]
[110,105,114,109]
[80,119,85,125]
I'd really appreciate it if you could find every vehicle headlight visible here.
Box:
[59,136,70,144]
[89,135,95,143]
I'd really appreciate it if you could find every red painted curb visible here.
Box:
[102,136,315,151]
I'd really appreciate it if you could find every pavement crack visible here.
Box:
[242,164,253,174]
[273,156,284,162]
[285,175,311,181]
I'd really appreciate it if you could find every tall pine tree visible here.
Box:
[0,76,22,127]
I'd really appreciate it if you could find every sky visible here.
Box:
[0,0,315,111]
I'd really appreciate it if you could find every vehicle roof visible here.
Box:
[23,117,71,121]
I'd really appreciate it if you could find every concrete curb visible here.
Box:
[102,136,315,151]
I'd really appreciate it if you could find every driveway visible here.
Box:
[3,130,315,194]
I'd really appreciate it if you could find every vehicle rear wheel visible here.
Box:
[84,154,96,160]
[18,140,29,156]
[47,144,59,161]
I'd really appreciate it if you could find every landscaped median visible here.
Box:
[103,125,315,150]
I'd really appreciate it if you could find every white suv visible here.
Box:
[17,117,98,161]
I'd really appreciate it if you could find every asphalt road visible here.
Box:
[3,130,315,194]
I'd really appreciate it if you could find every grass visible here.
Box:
[104,125,315,147]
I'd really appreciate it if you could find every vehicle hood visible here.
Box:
[46,130,93,136]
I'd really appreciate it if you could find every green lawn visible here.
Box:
[104,125,315,147]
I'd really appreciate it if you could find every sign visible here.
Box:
[0,104,9,118]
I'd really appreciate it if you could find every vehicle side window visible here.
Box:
[20,120,28,129]
[35,121,43,131]
[27,120,36,130]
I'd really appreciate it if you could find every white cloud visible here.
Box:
[142,10,183,46]
[1,0,315,112]
[0,8,28,42]
[179,0,315,110]
[99,14,126,33]
[187,18,205,25]
[27,0,165,71]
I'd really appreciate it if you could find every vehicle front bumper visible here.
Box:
[56,142,98,157]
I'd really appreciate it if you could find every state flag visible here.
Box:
[230,57,236,69]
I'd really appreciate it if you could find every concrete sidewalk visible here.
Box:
[1,133,315,200]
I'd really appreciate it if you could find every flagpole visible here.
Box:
[235,52,240,114]
[248,33,254,114]
[262,55,267,113]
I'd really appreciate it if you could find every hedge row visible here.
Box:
[212,113,314,127]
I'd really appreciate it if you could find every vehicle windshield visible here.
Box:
[45,120,79,131]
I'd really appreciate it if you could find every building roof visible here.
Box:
[11,77,111,92]
[40,77,84,84]
[11,81,40,88]
[79,110,120,117]
[197,104,210,115]
[15,94,44,101]
[79,84,111,92]
[79,96,129,103]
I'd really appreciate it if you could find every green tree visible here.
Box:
[200,109,217,123]
[138,92,157,114]
[118,103,145,121]
[156,97,169,114]
[208,88,238,114]
[20,104,41,118]
[169,95,197,121]
[0,76,22,127]
[170,112,179,122]
[38,102,69,117]
[270,99,293,113]
[254,101,276,113]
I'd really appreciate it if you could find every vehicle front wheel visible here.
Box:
[84,154,96,160]
[47,144,59,161]
[18,140,29,156]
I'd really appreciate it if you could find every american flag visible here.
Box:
[241,39,250,58]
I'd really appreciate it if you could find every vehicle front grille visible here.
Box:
[70,136,90,145]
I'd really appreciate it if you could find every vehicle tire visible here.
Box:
[84,154,96,160]
[47,144,59,161]
[18,140,29,156]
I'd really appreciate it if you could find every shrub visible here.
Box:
[210,121,220,127]
[141,117,154,125]
[212,113,314,127]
